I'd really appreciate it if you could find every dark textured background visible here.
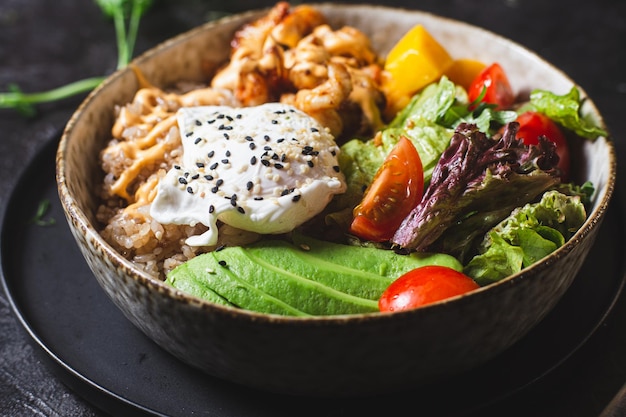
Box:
[1,0,625,416]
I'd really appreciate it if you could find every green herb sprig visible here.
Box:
[30,199,56,227]
[95,0,154,70]
[0,0,154,117]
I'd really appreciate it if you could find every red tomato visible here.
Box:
[467,63,515,109]
[515,111,570,180]
[350,136,424,242]
[379,266,479,312]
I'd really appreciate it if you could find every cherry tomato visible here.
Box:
[515,111,570,180]
[467,63,515,109]
[350,136,424,242]
[379,266,479,312]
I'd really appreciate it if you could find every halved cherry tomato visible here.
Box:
[379,265,479,312]
[467,62,515,109]
[349,136,424,242]
[515,111,570,180]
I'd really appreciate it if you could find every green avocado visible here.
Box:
[166,234,462,316]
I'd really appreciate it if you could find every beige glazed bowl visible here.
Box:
[56,3,615,397]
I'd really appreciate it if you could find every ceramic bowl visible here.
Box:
[56,3,615,397]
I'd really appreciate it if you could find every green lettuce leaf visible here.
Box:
[463,190,587,285]
[529,87,608,139]
[459,233,524,285]
[381,118,455,183]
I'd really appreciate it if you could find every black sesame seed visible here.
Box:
[195,120,202,126]
[216,179,224,187]
[271,119,278,124]
[264,135,270,141]
[230,195,238,207]
[246,181,253,191]
[209,205,215,213]
[223,133,229,140]
[226,115,233,122]
[194,137,202,145]
[210,162,219,170]
[250,156,257,165]
[204,174,213,181]
[225,150,231,157]
[218,260,227,267]
[174,164,181,170]
[281,189,290,196]
[196,162,205,168]
[217,114,225,119]
[281,154,286,162]
[277,138,285,143]
[307,160,314,168]
[237,206,245,214]
[178,177,188,185]
[185,132,193,137]
[187,187,194,194]
[275,163,284,169]
[221,159,229,164]
[207,150,215,158]
[271,153,279,160]
[261,159,270,167]
[218,124,225,130]
[207,119,215,124]
[292,194,301,202]
[184,172,189,178]
[249,142,256,150]
[191,174,200,180]
[264,145,272,151]
[254,197,264,200]
[236,114,242,119]
[245,136,253,141]
[211,186,219,193]
[310,127,319,132]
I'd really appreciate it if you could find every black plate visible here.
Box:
[1,136,625,417]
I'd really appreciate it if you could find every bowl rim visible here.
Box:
[55,2,617,326]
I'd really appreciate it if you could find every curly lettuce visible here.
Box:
[464,190,588,285]
[527,87,608,139]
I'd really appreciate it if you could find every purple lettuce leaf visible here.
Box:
[392,122,561,254]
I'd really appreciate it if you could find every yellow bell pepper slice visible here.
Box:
[383,25,454,100]
[445,59,487,91]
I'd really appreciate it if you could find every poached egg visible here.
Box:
[150,103,346,246]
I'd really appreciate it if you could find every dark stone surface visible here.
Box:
[1,0,625,416]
